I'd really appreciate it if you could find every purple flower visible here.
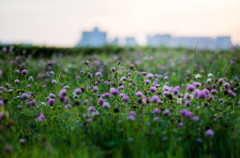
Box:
[224,82,230,89]
[88,73,93,78]
[102,93,110,98]
[59,89,67,97]
[119,85,124,89]
[193,82,201,88]
[149,87,157,93]
[51,80,57,84]
[35,113,47,122]
[164,76,168,80]
[136,91,143,97]
[146,74,154,79]
[191,116,199,121]
[211,89,218,94]
[21,70,28,75]
[102,102,111,109]
[197,90,206,99]
[185,111,192,118]
[98,98,104,104]
[14,79,20,84]
[88,106,96,112]
[87,118,92,123]
[129,111,136,117]
[76,75,80,79]
[110,88,119,95]
[205,129,214,136]
[74,88,82,94]
[185,101,191,106]
[163,91,169,96]
[127,115,135,120]
[111,67,116,72]
[65,104,72,109]
[0,100,4,106]
[151,95,160,103]
[153,108,161,114]
[92,86,99,93]
[122,96,130,102]
[95,72,102,77]
[145,80,151,84]
[187,85,195,91]
[48,98,55,106]
[219,98,223,102]
[173,88,179,94]
[49,93,56,98]
[180,109,189,116]
[154,117,159,121]
[21,93,29,99]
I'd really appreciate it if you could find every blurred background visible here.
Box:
[0,0,239,49]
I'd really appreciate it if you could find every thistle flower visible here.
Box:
[74,88,82,94]
[48,98,55,106]
[102,102,111,109]
[145,80,151,84]
[21,93,29,99]
[98,98,104,104]
[102,93,110,98]
[51,80,57,84]
[193,82,201,88]
[111,67,116,72]
[21,69,28,75]
[187,85,195,92]
[88,106,96,112]
[92,86,99,93]
[122,96,130,102]
[154,117,159,121]
[136,91,143,97]
[35,113,47,122]
[150,95,159,103]
[49,93,56,98]
[95,72,102,77]
[110,88,119,95]
[65,104,72,109]
[153,108,161,114]
[149,87,157,93]
[205,129,214,136]
[146,74,154,79]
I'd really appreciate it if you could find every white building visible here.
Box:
[147,34,232,50]
[125,37,137,47]
[76,27,107,47]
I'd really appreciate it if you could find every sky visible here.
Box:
[0,0,240,46]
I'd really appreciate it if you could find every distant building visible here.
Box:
[125,37,137,47]
[147,34,232,50]
[111,38,119,45]
[215,36,232,50]
[76,27,107,47]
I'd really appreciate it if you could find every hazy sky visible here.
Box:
[0,0,240,46]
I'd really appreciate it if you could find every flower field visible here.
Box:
[0,46,240,158]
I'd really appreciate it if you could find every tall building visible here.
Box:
[147,34,232,50]
[76,27,107,47]
[125,37,137,47]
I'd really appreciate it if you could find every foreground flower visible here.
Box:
[48,98,55,106]
[102,102,111,109]
[205,129,214,136]
[122,96,130,102]
[21,93,29,99]
[21,69,28,75]
[35,113,47,122]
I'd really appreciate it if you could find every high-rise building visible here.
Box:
[147,34,232,50]
[76,27,107,47]
[125,37,137,47]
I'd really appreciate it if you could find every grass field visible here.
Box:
[0,46,240,158]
